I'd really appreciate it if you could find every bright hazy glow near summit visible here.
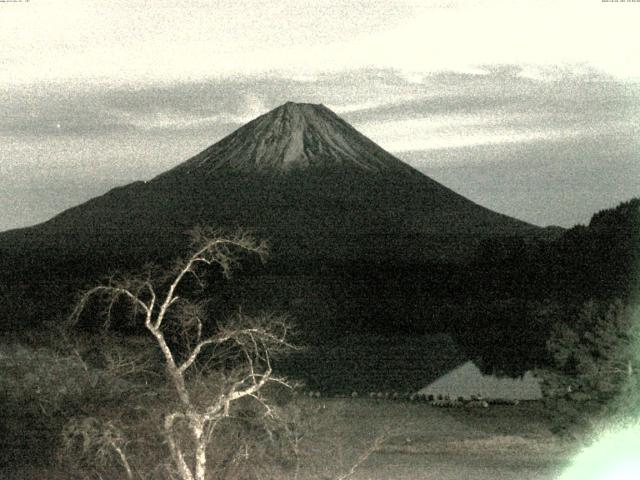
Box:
[1,0,639,230]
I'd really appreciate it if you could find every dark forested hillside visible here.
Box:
[470,197,639,302]
[448,198,639,375]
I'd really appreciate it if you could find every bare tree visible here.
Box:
[69,227,294,480]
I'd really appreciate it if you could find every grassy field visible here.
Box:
[1,393,578,480]
[293,397,576,480]
[0,336,585,479]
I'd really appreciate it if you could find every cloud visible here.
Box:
[405,134,640,227]
[2,67,638,149]
[0,0,420,86]
[0,70,406,137]
[2,0,640,87]
[336,69,640,152]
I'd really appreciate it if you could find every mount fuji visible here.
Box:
[0,102,543,329]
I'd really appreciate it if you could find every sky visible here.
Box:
[1,0,639,230]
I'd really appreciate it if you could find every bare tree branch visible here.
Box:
[67,228,291,480]
[178,339,215,374]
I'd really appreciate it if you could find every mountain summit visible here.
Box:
[162,102,412,175]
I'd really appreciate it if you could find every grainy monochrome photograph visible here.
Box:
[0,1,639,479]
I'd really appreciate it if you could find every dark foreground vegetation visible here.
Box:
[0,345,573,480]
[0,316,576,480]
[0,198,638,478]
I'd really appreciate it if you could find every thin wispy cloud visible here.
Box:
[5,67,636,137]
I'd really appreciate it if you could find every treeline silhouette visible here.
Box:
[1,199,637,380]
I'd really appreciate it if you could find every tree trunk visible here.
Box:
[165,415,195,480]
[193,421,208,480]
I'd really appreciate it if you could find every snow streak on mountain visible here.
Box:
[161,102,415,175]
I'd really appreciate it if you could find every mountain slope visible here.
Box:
[2,102,537,262]
[0,102,541,329]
